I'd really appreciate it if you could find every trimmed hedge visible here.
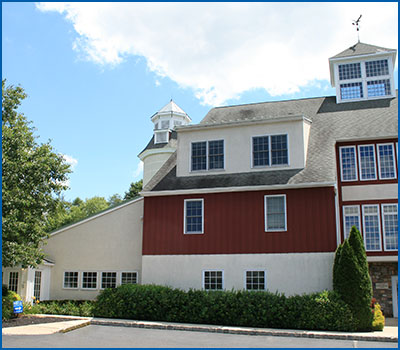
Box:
[25,300,95,317]
[93,284,357,331]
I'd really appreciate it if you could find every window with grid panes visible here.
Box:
[101,272,117,289]
[184,199,203,234]
[343,206,361,239]
[121,272,137,285]
[63,272,78,288]
[358,145,376,180]
[253,136,269,166]
[82,272,97,289]
[338,63,361,80]
[265,195,286,231]
[362,205,381,251]
[340,82,363,100]
[367,79,391,97]
[191,142,207,171]
[246,271,266,291]
[8,272,19,292]
[34,271,41,300]
[203,271,223,290]
[271,135,288,165]
[208,140,224,170]
[340,146,357,181]
[365,60,389,77]
[382,204,398,251]
[377,144,396,179]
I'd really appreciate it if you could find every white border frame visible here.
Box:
[264,194,287,232]
[81,271,98,290]
[202,269,224,291]
[342,205,361,240]
[357,144,377,181]
[184,199,204,234]
[339,145,358,182]
[362,204,382,252]
[120,271,138,285]
[381,203,398,252]
[244,270,267,291]
[62,271,79,290]
[377,143,397,180]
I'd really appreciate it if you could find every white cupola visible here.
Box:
[151,100,192,144]
[329,42,397,104]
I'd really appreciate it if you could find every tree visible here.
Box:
[108,193,123,207]
[124,179,143,200]
[2,80,71,268]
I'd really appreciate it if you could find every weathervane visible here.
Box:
[352,15,362,43]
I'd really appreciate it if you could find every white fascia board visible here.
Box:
[138,147,176,161]
[367,255,398,263]
[141,181,336,197]
[49,197,144,237]
[335,135,398,144]
[176,115,310,133]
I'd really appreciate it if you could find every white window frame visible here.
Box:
[342,205,361,240]
[251,134,290,169]
[8,271,19,293]
[377,143,397,180]
[362,204,382,252]
[81,271,98,290]
[264,194,287,232]
[190,140,225,172]
[120,271,138,285]
[244,270,266,291]
[100,271,118,290]
[154,130,169,144]
[357,144,377,181]
[339,145,358,182]
[63,271,79,289]
[202,269,224,291]
[184,199,204,234]
[381,203,398,252]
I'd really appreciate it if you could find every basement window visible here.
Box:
[203,270,224,291]
[63,271,79,289]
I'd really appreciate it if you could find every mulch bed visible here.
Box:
[2,315,80,328]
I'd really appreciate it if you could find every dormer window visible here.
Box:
[155,131,168,144]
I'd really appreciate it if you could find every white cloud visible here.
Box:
[133,161,143,179]
[62,154,78,170]
[37,2,398,105]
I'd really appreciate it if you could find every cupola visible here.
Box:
[329,42,397,103]
[151,100,192,144]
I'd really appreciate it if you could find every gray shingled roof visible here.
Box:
[138,130,177,156]
[145,93,397,192]
[330,42,395,59]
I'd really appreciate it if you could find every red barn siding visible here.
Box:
[143,187,337,255]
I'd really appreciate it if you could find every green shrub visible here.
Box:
[93,284,356,331]
[2,284,9,297]
[25,300,95,317]
[372,302,385,331]
[2,291,22,320]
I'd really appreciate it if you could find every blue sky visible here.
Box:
[2,2,398,201]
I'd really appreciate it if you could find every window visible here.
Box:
[362,205,382,251]
[8,272,18,292]
[367,79,391,97]
[343,206,361,240]
[245,271,266,291]
[34,271,41,300]
[365,60,389,77]
[173,120,182,128]
[63,271,79,289]
[82,272,97,289]
[155,131,168,144]
[121,272,137,285]
[382,204,398,251]
[377,143,396,179]
[358,145,376,180]
[253,135,288,167]
[101,272,117,289]
[184,199,204,234]
[340,82,363,100]
[203,270,223,291]
[338,63,361,80]
[191,140,224,171]
[160,120,170,129]
[340,146,357,181]
[208,140,224,170]
[265,195,287,232]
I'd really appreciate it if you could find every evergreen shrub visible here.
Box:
[2,290,21,320]
[93,284,357,331]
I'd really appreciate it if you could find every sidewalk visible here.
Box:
[2,314,398,343]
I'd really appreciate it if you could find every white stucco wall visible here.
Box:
[142,252,334,296]
[176,119,309,177]
[44,198,144,300]
[142,149,175,187]
[341,183,398,202]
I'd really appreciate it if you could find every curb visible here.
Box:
[60,321,91,333]
[90,319,398,343]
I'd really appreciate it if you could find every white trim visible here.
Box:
[342,205,361,240]
[138,147,176,161]
[264,194,287,232]
[381,203,398,252]
[339,145,358,182]
[202,269,224,291]
[141,181,336,197]
[377,143,397,180]
[367,255,398,262]
[244,270,267,291]
[184,198,204,234]
[334,183,341,246]
[50,197,144,237]
[357,144,377,181]
[120,271,138,285]
[81,271,98,290]
[391,276,398,318]
[362,204,382,252]
[62,271,79,290]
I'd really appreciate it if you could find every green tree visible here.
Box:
[82,196,109,216]
[2,80,71,268]
[108,193,123,207]
[124,179,143,200]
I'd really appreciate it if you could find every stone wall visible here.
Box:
[368,262,397,317]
